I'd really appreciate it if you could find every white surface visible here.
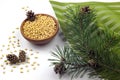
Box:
[0,0,118,80]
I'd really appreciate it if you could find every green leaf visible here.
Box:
[49,1,120,80]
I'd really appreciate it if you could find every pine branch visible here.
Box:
[49,6,120,80]
[49,45,92,78]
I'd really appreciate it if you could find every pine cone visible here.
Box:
[81,6,90,13]
[6,54,19,64]
[19,50,26,62]
[54,63,66,75]
[26,10,35,21]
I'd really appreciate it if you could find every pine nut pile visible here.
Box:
[23,15,57,40]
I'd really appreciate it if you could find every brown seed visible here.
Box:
[2,54,4,57]
[27,61,30,64]
[20,67,23,70]
[8,44,10,47]
[1,65,4,67]
[31,64,34,66]
[16,27,19,30]
[17,39,20,42]
[12,43,14,46]
[14,50,17,52]
[4,60,7,62]
[9,41,11,43]
[22,7,25,9]
[33,62,36,64]
[17,45,21,47]
[30,53,33,55]
[26,6,29,8]
[17,42,20,44]
[3,67,6,70]
[6,63,9,65]
[25,48,28,51]
[27,69,29,72]
[13,66,16,68]
[7,48,10,50]
[30,49,33,51]
[13,36,16,38]
[3,72,5,74]
[35,57,38,59]
[12,31,15,33]
[9,37,11,40]
[11,69,13,72]
[0,49,2,51]
[25,9,27,11]
[2,45,5,47]
[37,63,40,66]
[36,51,39,54]
[33,67,36,70]
[27,57,30,60]
[20,71,23,73]
[10,51,13,53]
[25,65,28,68]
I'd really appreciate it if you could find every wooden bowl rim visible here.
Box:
[20,14,59,42]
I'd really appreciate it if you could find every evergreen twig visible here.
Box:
[49,6,120,80]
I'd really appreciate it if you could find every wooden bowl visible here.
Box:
[20,14,59,45]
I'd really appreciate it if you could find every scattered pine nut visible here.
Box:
[13,66,16,68]
[25,48,28,51]
[12,31,15,33]
[2,54,4,57]
[33,67,36,70]
[36,51,39,54]
[3,67,6,70]
[9,37,11,40]
[9,41,11,43]
[6,62,9,65]
[27,69,29,72]
[31,64,34,66]
[3,71,5,74]
[4,60,7,62]
[30,49,33,51]
[10,51,13,53]
[25,65,28,68]
[27,57,30,60]
[14,50,17,52]
[7,48,10,50]
[33,62,36,64]
[37,64,40,66]
[17,45,21,47]
[20,71,23,73]
[11,69,13,72]
[30,53,33,55]
[12,36,16,38]
[35,57,38,59]
[1,65,4,67]
[2,45,5,47]
[16,27,19,30]
[20,67,23,70]
[0,49,3,51]
[8,44,10,47]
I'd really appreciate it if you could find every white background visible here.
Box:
[0,0,119,80]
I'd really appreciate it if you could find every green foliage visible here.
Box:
[49,5,120,80]
[49,45,90,79]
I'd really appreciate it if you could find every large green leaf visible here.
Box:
[50,1,120,33]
